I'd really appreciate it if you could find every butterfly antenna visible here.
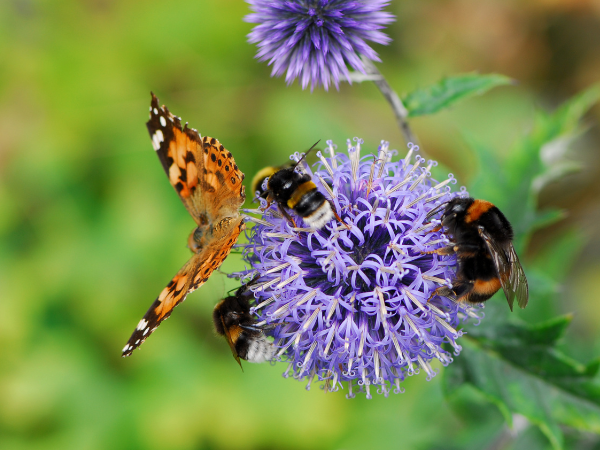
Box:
[293,139,321,169]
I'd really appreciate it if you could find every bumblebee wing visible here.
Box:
[220,315,243,371]
[478,227,529,311]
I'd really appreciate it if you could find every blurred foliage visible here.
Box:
[403,73,514,117]
[442,83,600,450]
[1,1,600,450]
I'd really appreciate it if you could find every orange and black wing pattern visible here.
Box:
[121,93,245,357]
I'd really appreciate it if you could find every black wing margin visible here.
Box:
[478,226,529,311]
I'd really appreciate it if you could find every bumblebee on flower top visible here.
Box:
[251,142,344,230]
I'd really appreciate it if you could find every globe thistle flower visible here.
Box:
[235,140,483,398]
[245,0,394,91]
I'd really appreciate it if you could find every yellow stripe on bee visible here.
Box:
[251,166,279,194]
[288,181,317,209]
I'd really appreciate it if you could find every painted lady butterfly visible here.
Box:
[122,93,246,357]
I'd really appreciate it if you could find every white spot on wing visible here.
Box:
[153,108,158,115]
[122,344,130,353]
[137,319,148,330]
[152,129,164,151]
[160,116,166,127]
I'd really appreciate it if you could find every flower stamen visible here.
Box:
[236,139,480,396]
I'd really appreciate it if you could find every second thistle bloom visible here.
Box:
[236,140,482,397]
[245,0,394,90]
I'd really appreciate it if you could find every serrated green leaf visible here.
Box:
[402,73,514,117]
[445,317,600,450]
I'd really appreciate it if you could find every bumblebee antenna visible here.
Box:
[293,139,321,169]
[425,201,449,221]
[225,286,239,296]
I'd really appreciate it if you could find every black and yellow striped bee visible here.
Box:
[213,284,275,368]
[251,142,343,229]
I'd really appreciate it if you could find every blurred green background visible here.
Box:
[1,0,600,449]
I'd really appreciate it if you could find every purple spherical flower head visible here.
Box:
[245,0,394,91]
[234,139,483,398]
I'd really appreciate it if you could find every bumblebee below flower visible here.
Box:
[234,139,483,397]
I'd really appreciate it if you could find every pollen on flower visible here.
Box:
[233,139,483,397]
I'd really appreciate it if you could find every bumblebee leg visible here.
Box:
[425,224,442,234]
[276,203,297,228]
[260,198,273,212]
[328,199,350,229]
[452,279,474,298]
[421,245,456,256]
[452,244,481,259]
[427,285,456,302]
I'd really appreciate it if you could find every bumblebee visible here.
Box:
[213,285,275,368]
[251,143,342,229]
[425,197,528,311]
[251,165,284,199]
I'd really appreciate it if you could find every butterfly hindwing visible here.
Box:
[122,255,200,356]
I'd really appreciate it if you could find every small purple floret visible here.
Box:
[234,139,483,397]
[245,0,395,91]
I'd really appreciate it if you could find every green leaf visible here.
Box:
[530,229,586,283]
[527,208,566,233]
[403,73,514,117]
[444,316,600,450]
[467,83,600,242]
